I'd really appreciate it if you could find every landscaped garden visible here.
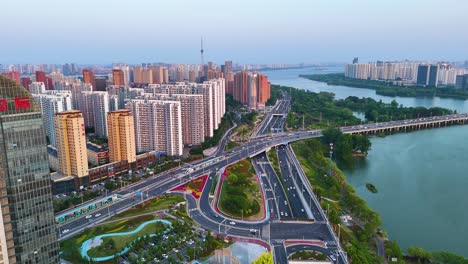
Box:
[170,175,208,199]
[217,158,265,220]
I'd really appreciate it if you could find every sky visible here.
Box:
[1,0,468,65]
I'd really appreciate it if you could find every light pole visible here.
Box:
[328,143,333,177]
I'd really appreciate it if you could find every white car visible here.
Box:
[62,229,70,234]
[85,215,92,219]
[330,255,336,261]
[173,248,179,253]
[162,254,168,259]
[285,212,288,217]
[280,212,284,216]
[94,213,101,217]
[229,221,236,225]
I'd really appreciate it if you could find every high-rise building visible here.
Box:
[233,71,249,104]
[0,71,20,84]
[83,68,96,90]
[455,74,468,89]
[126,99,183,156]
[257,73,270,108]
[33,91,73,147]
[21,77,31,89]
[417,64,439,87]
[54,110,89,179]
[35,70,46,83]
[29,81,46,94]
[247,74,258,109]
[112,69,125,86]
[0,76,60,263]
[80,91,109,137]
[107,110,137,163]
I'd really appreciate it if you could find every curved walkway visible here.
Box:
[80,219,172,262]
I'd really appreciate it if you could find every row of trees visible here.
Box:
[321,127,371,166]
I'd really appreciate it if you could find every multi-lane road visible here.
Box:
[57,107,468,263]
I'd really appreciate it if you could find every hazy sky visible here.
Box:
[1,0,467,64]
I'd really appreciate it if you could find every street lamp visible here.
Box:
[328,143,333,177]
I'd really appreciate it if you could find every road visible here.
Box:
[57,112,468,262]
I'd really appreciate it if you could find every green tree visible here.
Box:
[407,247,432,263]
[321,127,343,146]
[252,252,274,264]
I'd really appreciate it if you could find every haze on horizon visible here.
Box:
[1,0,467,65]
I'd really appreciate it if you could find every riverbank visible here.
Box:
[300,73,468,100]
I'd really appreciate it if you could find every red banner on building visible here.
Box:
[14,97,30,109]
[0,99,7,111]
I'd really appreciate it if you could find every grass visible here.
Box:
[60,214,158,263]
[86,221,168,258]
[217,159,265,220]
[267,147,282,178]
[107,195,184,221]
[290,250,327,261]
[225,140,241,151]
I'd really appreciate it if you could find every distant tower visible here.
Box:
[352,57,359,64]
[200,36,205,66]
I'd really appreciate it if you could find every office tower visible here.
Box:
[21,77,31,89]
[46,77,54,90]
[33,91,73,147]
[429,65,439,87]
[107,110,136,163]
[54,110,89,178]
[417,64,439,87]
[233,71,249,104]
[81,91,109,137]
[126,99,183,156]
[112,69,125,86]
[29,81,46,94]
[0,76,60,263]
[83,68,96,89]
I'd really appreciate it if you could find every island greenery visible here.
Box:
[365,183,378,193]
[301,73,468,100]
[218,159,262,219]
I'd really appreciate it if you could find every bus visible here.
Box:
[55,194,122,224]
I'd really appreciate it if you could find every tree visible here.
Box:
[321,127,343,146]
[407,247,432,263]
[252,252,274,264]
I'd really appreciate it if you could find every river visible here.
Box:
[262,67,468,256]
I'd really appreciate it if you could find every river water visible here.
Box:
[262,67,468,256]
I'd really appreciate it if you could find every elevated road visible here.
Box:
[56,112,468,263]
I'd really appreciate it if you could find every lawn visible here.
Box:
[86,221,168,258]
[107,195,184,220]
[60,214,158,263]
[217,159,265,220]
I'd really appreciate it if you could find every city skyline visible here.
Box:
[2,0,468,64]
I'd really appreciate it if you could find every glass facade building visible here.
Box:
[0,76,59,263]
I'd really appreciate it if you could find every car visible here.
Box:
[162,254,169,259]
[229,221,236,225]
[187,239,194,245]
[250,229,257,234]
[285,212,288,217]
[153,258,160,263]
[149,242,155,246]
[62,229,70,234]
[141,257,146,262]
[85,215,92,219]
[55,195,61,199]
[280,212,284,216]
[173,248,179,253]
[330,255,336,261]
[284,201,288,205]
[95,213,101,217]
[301,209,305,213]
